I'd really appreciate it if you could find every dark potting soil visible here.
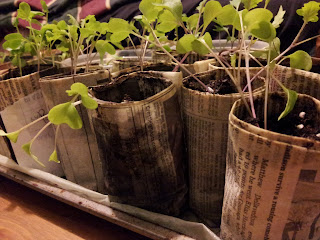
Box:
[91,73,171,103]
[245,94,320,141]
[185,76,238,94]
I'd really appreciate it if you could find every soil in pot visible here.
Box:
[244,93,320,140]
[89,71,187,216]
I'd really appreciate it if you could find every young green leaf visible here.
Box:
[17,2,31,20]
[57,20,68,30]
[4,33,24,41]
[286,50,312,71]
[41,0,48,13]
[230,0,241,9]
[272,6,285,28]
[66,82,89,97]
[176,34,197,54]
[154,0,183,22]
[203,1,222,31]
[48,102,83,129]
[95,40,116,62]
[0,130,21,143]
[278,88,298,121]
[296,1,320,23]
[139,0,162,21]
[49,150,60,163]
[241,0,263,10]
[110,32,130,42]
[243,8,273,27]
[191,32,213,55]
[250,21,276,42]
[187,14,199,31]
[216,5,241,29]
[157,10,179,33]
[22,142,45,167]
[81,96,98,109]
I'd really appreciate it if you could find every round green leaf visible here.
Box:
[296,1,320,23]
[244,8,273,28]
[17,2,31,20]
[81,96,98,109]
[139,0,162,21]
[110,32,130,42]
[250,21,276,42]
[176,34,196,54]
[0,130,20,143]
[66,82,88,97]
[203,1,222,30]
[48,102,83,129]
[287,50,312,71]
[4,33,23,41]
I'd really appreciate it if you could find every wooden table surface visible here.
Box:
[0,175,150,240]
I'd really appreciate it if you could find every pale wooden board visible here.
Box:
[0,165,194,240]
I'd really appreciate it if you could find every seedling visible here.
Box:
[0,82,97,165]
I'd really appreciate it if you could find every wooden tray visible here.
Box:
[0,164,194,240]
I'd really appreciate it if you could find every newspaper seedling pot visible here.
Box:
[182,68,264,226]
[88,71,187,216]
[273,65,320,100]
[0,65,64,176]
[111,63,183,99]
[221,92,320,240]
[39,70,110,192]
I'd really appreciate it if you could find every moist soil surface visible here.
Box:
[185,76,238,94]
[245,93,320,141]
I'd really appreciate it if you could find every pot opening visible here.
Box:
[238,93,320,140]
[91,72,172,103]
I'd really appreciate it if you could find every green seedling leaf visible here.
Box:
[80,28,95,38]
[286,50,312,71]
[17,2,31,20]
[139,0,162,21]
[57,20,68,30]
[154,0,183,22]
[250,21,276,42]
[176,34,196,54]
[296,1,320,23]
[187,14,199,30]
[2,39,23,50]
[108,18,132,33]
[157,9,178,33]
[216,4,242,30]
[95,40,116,62]
[241,0,263,10]
[69,25,79,41]
[66,82,89,97]
[66,83,98,109]
[81,96,98,109]
[244,8,273,27]
[30,11,45,18]
[49,150,60,163]
[272,6,285,28]
[230,0,241,9]
[0,130,20,143]
[278,87,298,121]
[22,142,45,167]
[110,32,130,42]
[41,0,48,13]
[31,18,42,26]
[68,14,79,26]
[4,33,24,41]
[48,102,83,129]
[191,32,213,55]
[163,45,172,52]
[203,1,222,31]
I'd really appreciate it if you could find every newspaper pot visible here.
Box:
[88,71,187,216]
[182,69,264,225]
[39,70,110,192]
[0,65,64,176]
[111,63,183,99]
[221,92,320,240]
[273,65,320,100]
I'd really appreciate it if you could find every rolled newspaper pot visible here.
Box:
[222,92,320,239]
[40,70,110,192]
[182,69,264,226]
[272,65,320,100]
[0,65,64,176]
[88,71,187,216]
